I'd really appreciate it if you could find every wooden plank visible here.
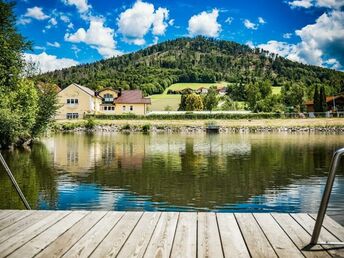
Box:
[0,211,70,257]
[0,211,52,244]
[309,214,344,241]
[0,210,35,231]
[272,213,331,258]
[291,213,344,257]
[254,213,304,258]
[235,213,277,258]
[144,212,179,258]
[90,212,143,258]
[197,212,223,258]
[170,212,197,258]
[0,210,16,220]
[217,213,250,258]
[117,212,161,258]
[9,211,88,258]
[61,211,124,257]
[36,211,107,258]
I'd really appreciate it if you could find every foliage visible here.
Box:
[34,36,344,97]
[0,1,57,148]
[185,93,204,111]
[85,117,96,130]
[203,86,219,110]
[164,105,173,111]
[142,124,151,132]
[282,82,306,112]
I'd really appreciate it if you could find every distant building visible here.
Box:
[196,87,209,94]
[216,87,227,96]
[56,84,151,119]
[305,94,344,112]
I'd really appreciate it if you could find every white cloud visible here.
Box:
[23,52,78,73]
[168,19,174,26]
[246,41,255,48]
[152,7,169,35]
[67,23,74,29]
[188,9,221,37]
[289,0,313,8]
[243,19,258,30]
[65,18,121,58]
[258,17,266,24]
[288,0,344,9]
[117,1,170,45]
[225,17,233,24]
[63,0,91,13]
[283,33,293,39]
[17,17,31,25]
[47,42,61,48]
[25,6,49,20]
[258,10,344,70]
[60,15,70,23]
[45,17,58,29]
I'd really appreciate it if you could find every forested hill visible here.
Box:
[35,36,344,95]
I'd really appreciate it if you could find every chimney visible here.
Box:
[118,88,122,97]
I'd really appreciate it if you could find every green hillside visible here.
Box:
[34,37,344,97]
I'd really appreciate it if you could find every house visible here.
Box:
[305,94,344,112]
[56,83,102,120]
[114,90,151,115]
[196,87,209,94]
[217,87,227,96]
[56,84,151,119]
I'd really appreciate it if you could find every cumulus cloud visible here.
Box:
[117,1,171,45]
[243,19,258,30]
[246,41,255,48]
[289,0,313,8]
[258,17,266,24]
[23,52,78,73]
[60,15,70,23]
[188,9,221,37]
[63,0,91,13]
[65,18,121,58]
[258,10,344,70]
[24,6,49,20]
[283,33,293,39]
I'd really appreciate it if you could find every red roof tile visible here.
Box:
[114,90,151,104]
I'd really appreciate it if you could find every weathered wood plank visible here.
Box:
[0,211,52,244]
[0,211,70,257]
[235,213,277,258]
[254,213,304,258]
[0,210,17,221]
[291,213,344,257]
[117,212,161,258]
[9,211,88,258]
[36,211,107,258]
[309,214,344,241]
[90,212,143,258]
[170,212,197,258]
[61,211,124,257]
[198,212,223,258]
[272,213,331,258]
[144,212,179,258]
[217,213,250,258]
[0,210,35,231]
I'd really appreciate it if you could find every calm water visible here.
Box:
[1,132,344,223]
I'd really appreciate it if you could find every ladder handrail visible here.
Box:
[0,152,31,210]
[310,147,344,245]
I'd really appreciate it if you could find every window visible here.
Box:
[103,93,114,103]
[66,113,79,119]
[104,106,108,111]
[67,98,78,104]
[111,106,115,110]
[130,105,133,111]
[122,105,126,111]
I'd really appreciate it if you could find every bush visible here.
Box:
[122,124,131,130]
[142,124,151,132]
[85,117,96,130]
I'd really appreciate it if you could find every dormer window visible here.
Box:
[67,99,78,104]
[104,93,114,103]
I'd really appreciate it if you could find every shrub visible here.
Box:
[142,124,151,132]
[85,117,96,130]
[122,124,131,130]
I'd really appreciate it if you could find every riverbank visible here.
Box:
[53,118,344,133]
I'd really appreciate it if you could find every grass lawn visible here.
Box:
[163,82,229,94]
[272,86,282,95]
[149,94,181,111]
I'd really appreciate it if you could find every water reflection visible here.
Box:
[1,133,344,224]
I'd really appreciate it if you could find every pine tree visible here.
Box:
[319,86,327,112]
[313,85,320,112]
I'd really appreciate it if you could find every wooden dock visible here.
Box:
[0,210,344,257]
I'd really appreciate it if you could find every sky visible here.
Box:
[15,0,344,73]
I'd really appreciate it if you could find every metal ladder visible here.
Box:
[311,147,344,245]
[0,152,31,210]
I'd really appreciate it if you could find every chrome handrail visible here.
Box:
[310,147,344,245]
[0,152,31,210]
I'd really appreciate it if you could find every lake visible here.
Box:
[1,132,344,224]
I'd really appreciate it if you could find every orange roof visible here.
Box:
[305,95,344,105]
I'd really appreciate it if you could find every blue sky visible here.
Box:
[16,0,344,72]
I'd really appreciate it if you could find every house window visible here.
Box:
[122,105,126,111]
[66,113,79,119]
[111,106,115,110]
[130,105,133,111]
[67,98,78,104]
[104,106,108,111]
[103,94,113,103]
